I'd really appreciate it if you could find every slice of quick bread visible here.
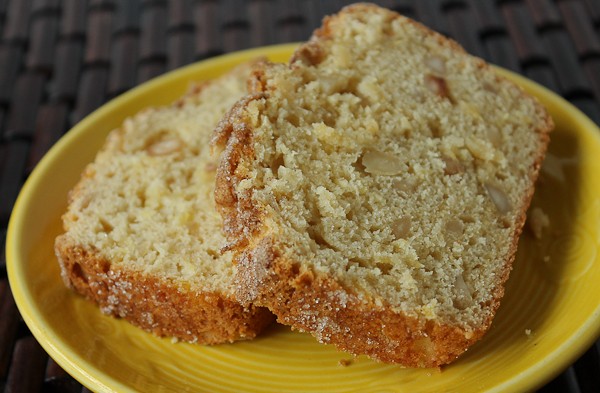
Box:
[55,62,274,344]
[213,4,553,366]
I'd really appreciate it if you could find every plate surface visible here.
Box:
[7,43,600,393]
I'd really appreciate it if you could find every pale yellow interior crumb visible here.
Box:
[241,11,548,328]
[61,65,251,293]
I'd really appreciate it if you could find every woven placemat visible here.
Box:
[1,1,599,391]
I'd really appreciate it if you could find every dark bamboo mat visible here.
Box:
[1,0,599,392]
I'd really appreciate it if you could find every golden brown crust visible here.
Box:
[55,235,274,344]
[235,236,487,367]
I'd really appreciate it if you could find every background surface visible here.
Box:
[1,0,599,392]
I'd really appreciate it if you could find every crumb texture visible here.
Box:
[215,4,552,365]
[55,62,274,344]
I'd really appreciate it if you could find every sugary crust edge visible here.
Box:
[213,3,554,366]
[54,236,275,344]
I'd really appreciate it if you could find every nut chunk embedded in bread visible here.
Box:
[55,61,274,345]
[213,4,552,366]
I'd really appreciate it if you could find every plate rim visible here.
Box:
[6,43,600,393]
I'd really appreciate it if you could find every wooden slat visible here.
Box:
[542,29,592,97]
[0,44,23,105]
[84,8,113,65]
[445,4,486,58]
[503,2,548,65]
[137,60,165,84]
[139,2,167,61]
[558,0,600,59]
[43,357,83,393]
[72,67,108,123]
[49,40,84,102]
[31,0,60,14]
[168,0,194,30]
[0,280,19,380]
[108,32,139,96]
[26,14,58,73]
[3,0,32,43]
[525,0,562,29]
[167,30,195,71]
[0,140,29,223]
[60,0,87,38]
[484,35,522,71]
[467,0,506,36]
[273,0,307,44]
[5,337,48,393]
[112,0,140,34]
[5,72,45,138]
[248,0,276,48]
[524,63,560,92]
[582,0,600,24]
[26,103,68,174]
[4,73,45,137]
[194,0,222,59]
[414,0,450,37]
[582,59,600,105]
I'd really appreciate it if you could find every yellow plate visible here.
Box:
[7,43,600,393]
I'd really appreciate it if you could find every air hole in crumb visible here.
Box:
[136,190,146,207]
[207,249,219,259]
[293,43,324,66]
[322,113,336,128]
[340,76,360,96]
[99,218,113,233]
[291,263,300,276]
[376,262,393,275]
[345,209,355,221]
[270,155,285,175]
[441,155,464,175]
[459,214,475,224]
[494,171,508,181]
[429,120,443,138]
[72,263,88,284]
[349,258,369,269]
[286,113,300,127]
[309,230,334,249]
[351,157,367,174]
[297,273,313,286]
[80,195,92,210]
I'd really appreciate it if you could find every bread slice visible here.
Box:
[212,4,553,366]
[55,62,274,345]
